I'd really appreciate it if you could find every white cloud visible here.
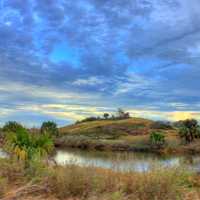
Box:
[72,76,106,86]
[114,73,154,95]
[0,80,92,102]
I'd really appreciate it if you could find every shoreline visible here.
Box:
[54,138,200,156]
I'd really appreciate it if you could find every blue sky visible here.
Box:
[0,0,200,127]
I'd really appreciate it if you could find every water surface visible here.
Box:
[54,148,200,172]
[1,147,199,172]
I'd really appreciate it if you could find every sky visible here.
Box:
[0,0,200,127]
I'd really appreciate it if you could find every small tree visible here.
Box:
[150,131,165,148]
[117,108,130,119]
[41,121,59,137]
[117,108,125,118]
[3,121,24,133]
[103,113,109,119]
[178,119,199,143]
[179,126,190,143]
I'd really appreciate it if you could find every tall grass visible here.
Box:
[48,164,193,200]
[0,176,7,198]
[0,157,198,200]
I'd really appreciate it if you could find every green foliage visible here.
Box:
[194,126,200,138]
[5,126,53,161]
[41,121,58,137]
[76,109,131,124]
[3,121,24,133]
[77,116,100,124]
[103,113,109,119]
[179,126,190,143]
[150,131,165,148]
[117,108,130,119]
[178,119,199,143]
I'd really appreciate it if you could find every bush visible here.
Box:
[41,121,58,137]
[76,117,100,124]
[103,113,109,119]
[3,121,24,133]
[178,119,199,143]
[116,108,130,120]
[150,131,165,148]
[4,126,54,161]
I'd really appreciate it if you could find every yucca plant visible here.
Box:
[4,126,53,161]
[150,131,165,149]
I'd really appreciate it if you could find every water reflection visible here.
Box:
[54,148,199,172]
[0,148,7,158]
[1,147,199,172]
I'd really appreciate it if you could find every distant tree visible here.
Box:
[81,117,98,123]
[117,108,130,119]
[150,131,165,148]
[178,119,199,143]
[117,108,125,118]
[3,121,24,133]
[41,121,59,137]
[124,112,130,119]
[111,114,115,119]
[103,113,109,119]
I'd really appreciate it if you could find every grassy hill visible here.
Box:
[59,118,153,137]
[56,118,179,152]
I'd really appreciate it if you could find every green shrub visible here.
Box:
[150,131,165,148]
[4,126,53,161]
[41,121,59,137]
[3,121,24,133]
[178,119,199,143]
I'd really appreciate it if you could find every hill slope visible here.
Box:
[56,118,178,152]
[59,118,154,138]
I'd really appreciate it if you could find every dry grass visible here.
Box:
[59,118,153,135]
[0,177,7,198]
[0,157,199,200]
[1,147,200,199]
[48,164,194,200]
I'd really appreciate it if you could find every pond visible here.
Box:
[1,147,200,172]
[53,148,200,172]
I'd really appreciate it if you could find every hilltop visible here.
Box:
[56,117,178,152]
[59,117,154,136]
